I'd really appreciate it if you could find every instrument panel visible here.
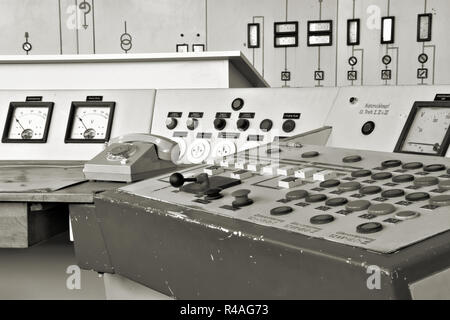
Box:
[1,102,54,143]
[64,101,115,143]
[395,101,450,156]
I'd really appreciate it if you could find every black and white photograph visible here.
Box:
[0,0,449,306]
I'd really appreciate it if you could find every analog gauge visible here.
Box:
[65,102,115,143]
[2,102,54,143]
[395,103,450,156]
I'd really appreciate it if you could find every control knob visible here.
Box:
[165,117,178,130]
[186,118,198,130]
[236,119,250,131]
[213,118,227,131]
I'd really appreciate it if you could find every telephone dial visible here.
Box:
[83,133,180,182]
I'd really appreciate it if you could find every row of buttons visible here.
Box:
[166,117,297,133]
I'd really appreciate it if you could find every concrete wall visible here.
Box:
[0,0,448,88]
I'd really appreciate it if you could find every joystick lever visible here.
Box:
[169,172,211,193]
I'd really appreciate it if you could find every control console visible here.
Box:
[150,88,338,164]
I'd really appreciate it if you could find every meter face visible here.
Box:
[395,103,450,157]
[2,102,53,143]
[65,102,115,143]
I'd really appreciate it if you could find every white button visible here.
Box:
[204,166,224,176]
[295,167,319,179]
[247,162,263,172]
[235,160,248,170]
[313,170,337,181]
[277,166,298,176]
[262,163,279,175]
[220,159,235,168]
[230,170,253,180]
[278,177,303,189]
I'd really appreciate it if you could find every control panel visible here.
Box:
[151,88,338,164]
[0,89,156,160]
[120,141,450,254]
[325,85,450,156]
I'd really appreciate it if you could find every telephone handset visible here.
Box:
[83,133,180,182]
[108,133,180,163]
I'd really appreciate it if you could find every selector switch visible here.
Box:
[186,118,199,130]
[236,119,250,131]
[232,189,253,207]
[165,117,178,130]
[213,118,227,131]
[282,120,296,133]
[259,119,273,132]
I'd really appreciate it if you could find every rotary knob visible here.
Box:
[236,119,250,131]
[186,118,198,130]
[213,118,226,131]
[282,120,296,133]
[259,119,273,132]
[165,117,178,130]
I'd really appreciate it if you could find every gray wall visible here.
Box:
[0,0,448,88]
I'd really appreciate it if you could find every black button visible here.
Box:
[320,179,340,188]
[325,197,348,207]
[405,192,430,202]
[392,174,415,183]
[414,177,439,187]
[286,190,308,201]
[402,162,423,170]
[381,189,405,198]
[282,120,296,133]
[382,160,402,168]
[424,164,446,172]
[359,186,382,195]
[259,119,273,132]
[213,118,226,131]
[343,155,362,163]
[236,119,250,131]
[351,170,372,178]
[371,172,393,180]
[310,214,335,225]
[231,98,244,111]
[204,188,223,200]
[302,151,320,158]
[357,222,383,234]
[305,194,327,203]
[270,206,293,216]
[361,121,375,135]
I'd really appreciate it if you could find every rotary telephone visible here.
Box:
[83,133,180,182]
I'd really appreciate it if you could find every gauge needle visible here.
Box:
[407,142,437,146]
[78,116,88,130]
[15,118,25,130]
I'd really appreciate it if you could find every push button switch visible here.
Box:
[357,222,383,234]
[405,192,430,202]
[402,162,423,170]
[346,200,371,211]
[270,206,293,216]
[371,172,393,180]
[392,174,414,183]
[395,211,420,220]
[236,119,250,131]
[231,189,253,207]
[339,182,361,192]
[325,197,348,207]
[382,160,402,168]
[424,164,446,172]
[305,194,327,203]
[320,179,340,188]
[414,177,439,187]
[368,203,396,216]
[282,120,296,133]
[343,155,362,163]
[259,119,273,132]
[351,170,372,178]
[310,214,335,225]
[359,186,382,195]
[430,195,450,207]
[286,190,309,201]
[213,118,227,131]
[381,189,405,198]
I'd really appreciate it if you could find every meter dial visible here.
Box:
[65,102,115,143]
[397,105,450,156]
[2,102,54,143]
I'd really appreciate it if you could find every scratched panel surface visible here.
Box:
[0,162,85,192]
[121,143,450,254]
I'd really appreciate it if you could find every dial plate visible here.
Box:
[2,102,53,143]
[65,101,115,143]
[396,103,450,156]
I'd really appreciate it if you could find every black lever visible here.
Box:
[169,173,197,188]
